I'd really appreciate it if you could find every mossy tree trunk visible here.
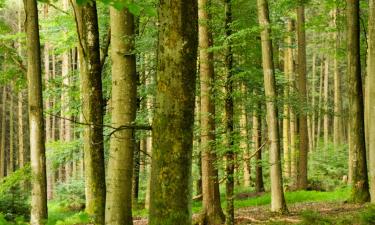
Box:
[347,0,370,203]
[24,0,48,223]
[148,0,198,224]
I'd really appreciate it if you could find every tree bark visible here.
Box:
[148,0,198,224]
[368,0,375,203]
[24,0,48,222]
[323,58,329,146]
[283,19,293,179]
[0,86,6,178]
[296,4,308,189]
[198,0,225,222]
[224,0,235,223]
[105,6,137,225]
[333,8,343,146]
[253,103,264,193]
[347,0,370,203]
[72,2,106,223]
[257,0,288,213]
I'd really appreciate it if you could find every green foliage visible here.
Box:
[54,178,85,211]
[359,205,375,225]
[308,141,348,191]
[46,140,82,170]
[299,210,332,225]
[55,212,91,225]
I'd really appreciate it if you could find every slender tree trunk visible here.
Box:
[347,0,370,203]
[241,85,251,187]
[296,4,308,189]
[105,6,137,225]
[24,0,48,222]
[224,0,235,223]
[257,0,288,213]
[72,2,106,223]
[283,19,293,179]
[8,84,14,174]
[333,8,343,146]
[311,53,316,150]
[317,59,324,144]
[148,0,198,224]
[198,0,225,222]
[323,58,329,146]
[0,87,6,178]
[254,104,264,193]
[368,0,375,203]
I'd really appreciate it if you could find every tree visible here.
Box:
[148,0,198,224]
[224,0,235,223]
[105,6,137,225]
[24,0,48,223]
[256,0,288,213]
[367,0,375,203]
[347,0,370,203]
[296,3,308,190]
[198,0,225,222]
[72,2,106,223]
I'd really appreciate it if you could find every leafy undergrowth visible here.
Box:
[44,187,371,225]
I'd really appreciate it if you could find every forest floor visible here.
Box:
[131,188,373,225]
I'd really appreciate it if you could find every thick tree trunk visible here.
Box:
[198,0,225,222]
[148,0,198,224]
[347,0,370,203]
[296,5,308,190]
[105,6,137,225]
[24,0,48,222]
[257,0,288,214]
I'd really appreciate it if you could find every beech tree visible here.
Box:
[148,0,198,224]
[24,0,48,223]
[256,0,288,213]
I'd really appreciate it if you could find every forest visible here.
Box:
[1,0,375,224]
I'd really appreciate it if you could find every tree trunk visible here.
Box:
[257,0,288,214]
[8,84,14,174]
[368,0,375,203]
[198,0,225,222]
[148,0,198,224]
[347,0,370,203]
[283,19,293,179]
[254,104,264,193]
[0,86,6,178]
[296,4,308,190]
[24,0,48,222]
[333,8,343,146]
[224,0,235,223]
[311,53,316,150]
[72,2,106,223]
[317,59,324,144]
[241,84,251,187]
[323,58,329,146]
[105,7,137,225]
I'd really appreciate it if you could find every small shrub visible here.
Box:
[359,205,375,225]
[55,178,85,211]
[299,210,332,225]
